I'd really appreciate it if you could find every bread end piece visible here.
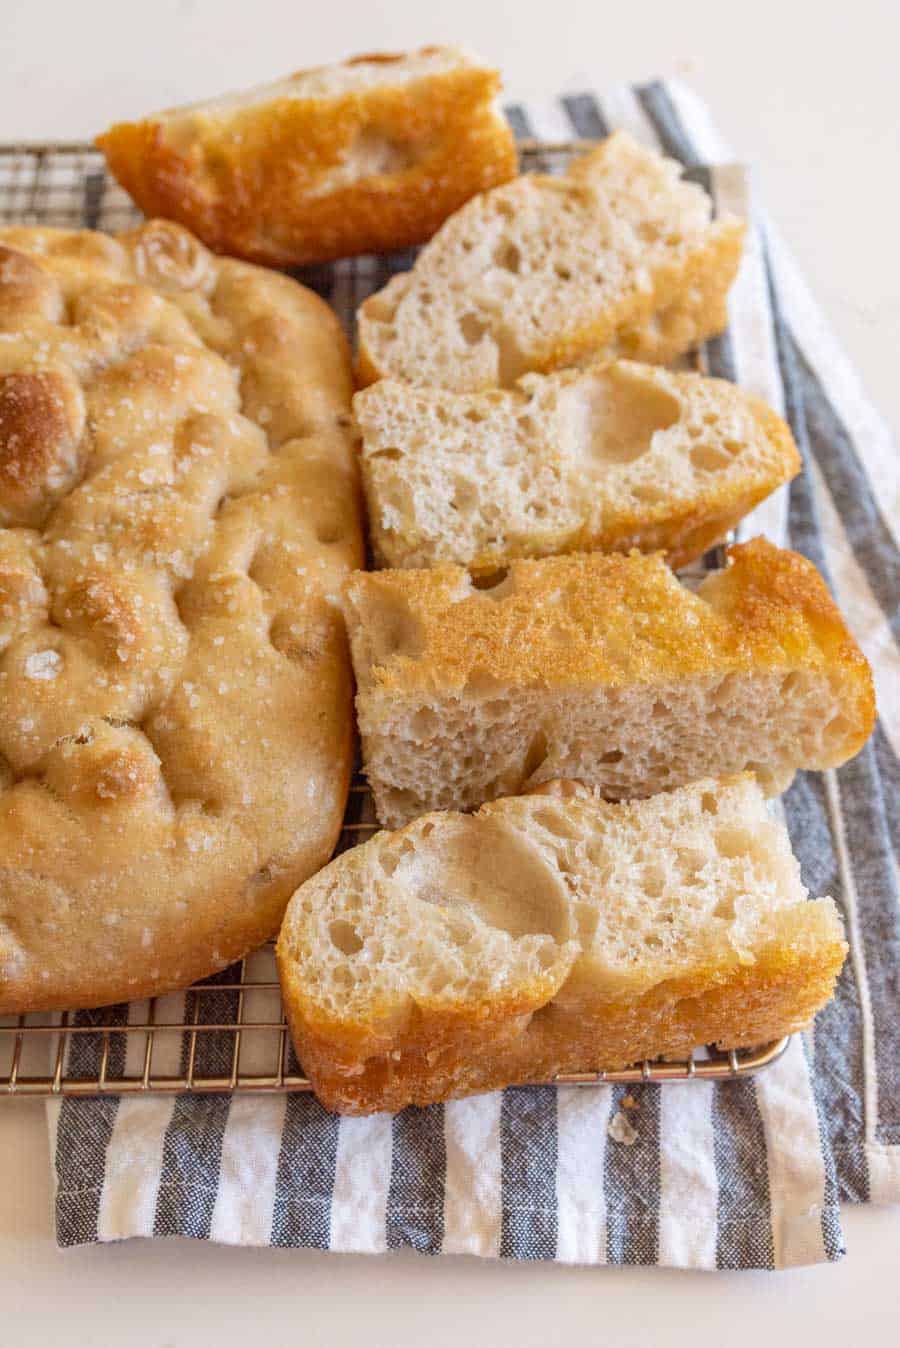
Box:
[276,776,847,1113]
[98,48,518,268]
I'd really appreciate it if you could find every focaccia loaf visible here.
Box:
[357,130,745,391]
[97,48,518,268]
[355,361,800,572]
[0,220,363,1012]
[344,539,874,827]
[276,775,847,1114]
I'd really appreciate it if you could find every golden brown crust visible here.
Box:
[0,369,87,527]
[0,220,363,1013]
[97,50,518,268]
[345,539,875,825]
[348,539,874,730]
[277,783,848,1114]
[283,930,847,1114]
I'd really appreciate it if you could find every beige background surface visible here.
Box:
[1,0,898,1342]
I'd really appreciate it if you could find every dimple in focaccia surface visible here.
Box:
[0,220,363,1012]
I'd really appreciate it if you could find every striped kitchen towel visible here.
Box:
[46,79,899,1267]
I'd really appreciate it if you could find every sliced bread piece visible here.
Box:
[356,130,745,391]
[355,361,800,572]
[343,538,874,827]
[97,48,517,267]
[276,774,847,1113]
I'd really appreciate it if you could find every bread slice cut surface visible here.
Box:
[276,775,847,1113]
[344,539,874,827]
[356,130,745,390]
[356,361,800,571]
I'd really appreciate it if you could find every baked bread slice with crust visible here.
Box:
[355,361,800,572]
[97,48,518,268]
[0,220,363,1013]
[276,775,848,1114]
[356,130,745,390]
[344,539,874,828]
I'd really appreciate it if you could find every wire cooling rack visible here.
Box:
[0,141,791,1097]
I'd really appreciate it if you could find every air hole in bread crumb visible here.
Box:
[410,706,440,738]
[452,478,478,511]
[716,827,752,860]
[690,442,734,472]
[711,673,740,707]
[781,670,810,698]
[369,446,402,461]
[379,852,400,878]
[459,312,490,346]
[329,919,363,956]
[701,791,719,815]
[471,567,509,593]
[632,483,664,504]
[522,729,549,782]
[642,864,666,897]
[493,240,521,274]
[465,408,486,424]
[599,749,624,765]
[677,847,706,883]
[532,808,580,840]
[368,593,425,660]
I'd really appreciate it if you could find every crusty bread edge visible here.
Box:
[278,880,847,1115]
[97,56,518,268]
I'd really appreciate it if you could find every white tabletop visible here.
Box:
[3,0,899,1341]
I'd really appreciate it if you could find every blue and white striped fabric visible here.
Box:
[47,80,899,1267]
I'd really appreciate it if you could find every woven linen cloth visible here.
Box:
[44,79,899,1267]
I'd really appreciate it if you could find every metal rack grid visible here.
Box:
[0,141,791,1097]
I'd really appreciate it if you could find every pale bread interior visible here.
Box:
[357,132,743,390]
[355,361,796,570]
[355,667,848,829]
[279,776,843,1027]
